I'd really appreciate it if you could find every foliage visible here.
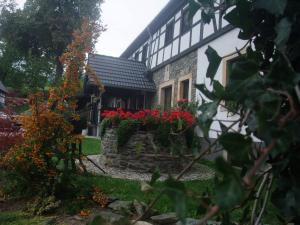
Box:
[116,119,138,147]
[101,108,196,148]
[175,0,300,224]
[0,0,105,93]
[1,19,100,196]
[0,211,46,225]
[0,109,23,158]
[27,196,61,216]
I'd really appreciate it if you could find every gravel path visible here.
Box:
[83,155,215,181]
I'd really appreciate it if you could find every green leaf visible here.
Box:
[255,0,287,15]
[195,84,215,100]
[219,133,252,166]
[198,101,219,137]
[224,1,254,39]
[149,168,161,186]
[215,158,244,209]
[164,178,187,222]
[205,46,222,82]
[189,0,201,20]
[275,18,292,50]
[213,80,225,98]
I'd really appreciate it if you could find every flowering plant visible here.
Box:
[102,108,195,130]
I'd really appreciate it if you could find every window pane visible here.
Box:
[182,80,189,100]
[164,86,172,110]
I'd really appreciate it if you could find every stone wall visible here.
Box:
[152,50,198,107]
[101,128,190,173]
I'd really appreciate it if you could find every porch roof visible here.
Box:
[88,54,156,92]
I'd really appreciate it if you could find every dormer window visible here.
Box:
[181,9,192,34]
[165,21,174,46]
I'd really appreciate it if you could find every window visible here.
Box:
[177,74,192,101]
[165,21,174,45]
[181,9,192,34]
[134,52,139,61]
[181,79,190,100]
[221,54,245,111]
[142,44,148,63]
[163,86,172,111]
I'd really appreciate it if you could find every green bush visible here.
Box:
[117,119,137,147]
[99,118,111,137]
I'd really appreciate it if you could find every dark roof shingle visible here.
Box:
[88,54,155,92]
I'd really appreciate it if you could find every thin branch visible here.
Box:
[84,156,106,174]
[254,175,273,225]
[251,173,269,224]
[221,39,251,59]
[197,205,220,225]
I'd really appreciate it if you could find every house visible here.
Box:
[86,0,247,140]
[0,80,7,108]
[85,54,156,135]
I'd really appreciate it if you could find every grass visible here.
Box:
[82,137,101,155]
[0,211,46,225]
[74,174,213,218]
[0,171,280,224]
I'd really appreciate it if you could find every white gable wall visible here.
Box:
[196,28,247,139]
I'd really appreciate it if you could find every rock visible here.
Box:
[108,200,133,214]
[133,221,154,225]
[90,211,124,224]
[150,212,178,224]
[175,218,201,225]
[133,200,145,216]
[207,221,221,225]
[42,217,58,225]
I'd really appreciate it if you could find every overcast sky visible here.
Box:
[16,0,169,57]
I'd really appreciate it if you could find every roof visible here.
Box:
[120,0,187,58]
[87,54,156,92]
[0,81,7,93]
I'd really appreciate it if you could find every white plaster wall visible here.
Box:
[157,49,164,64]
[191,24,201,46]
[193,10,201,24]
[196,28,247,139]
[203,22,215,39]
[151,53,157,68]
[164,44,172,61]
[174,20,181,38]
[159,33,166,49]
[172,38,179,57]
[175,11,181,20]
[180,31,190,52]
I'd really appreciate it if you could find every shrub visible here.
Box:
[117,119,137,147]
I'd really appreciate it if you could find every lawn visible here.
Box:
[0,171,280,224]
[0,211,46,225]
[73,174,214,218]
[82,137,101,155]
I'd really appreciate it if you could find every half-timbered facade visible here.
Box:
[86,0,246,141]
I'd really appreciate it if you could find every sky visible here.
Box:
[15,0,169,57]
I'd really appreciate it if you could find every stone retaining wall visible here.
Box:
[101,128,189,173]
